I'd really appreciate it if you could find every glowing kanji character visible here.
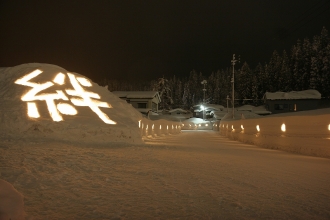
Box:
[65,73,116,124]
[15,69,77,121]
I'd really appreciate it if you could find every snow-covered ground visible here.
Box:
[1,63,330,219]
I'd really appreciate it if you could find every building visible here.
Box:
[263,90,321,114]
[112,91,161,112]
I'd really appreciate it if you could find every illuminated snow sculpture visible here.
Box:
[15,69,116,124]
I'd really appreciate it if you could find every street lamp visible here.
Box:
[201,80,207,120]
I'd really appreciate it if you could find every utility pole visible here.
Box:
[201,80,207,120]
[231,54,238,119]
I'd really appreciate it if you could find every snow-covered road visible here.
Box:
[1,131,330,219]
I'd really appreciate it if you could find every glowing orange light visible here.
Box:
[66,73,116,124]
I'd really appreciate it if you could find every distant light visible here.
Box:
[167,125,168,130]
[241,125,244,130]
[256,125,260,132]
[152,124,154,130]
[160,125,162,129]
[328,124,330,131]
[226,124,228,129]
[231,125,234,130]
[281,123,286,132]
[206,124,208,127]
[146,125,148,130]
[199,124,201,127]
[200,105,204,110]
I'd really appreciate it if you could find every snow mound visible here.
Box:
[0,179,25,220]
[0,63,143,144]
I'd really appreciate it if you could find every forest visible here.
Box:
[100,27,330,110]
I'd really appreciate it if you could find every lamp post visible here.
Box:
[201,80,207,120]
[231,54,238,119]
[226,95,230,113]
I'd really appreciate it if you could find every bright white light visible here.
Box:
[77,77,92,87]
[160,125,162,129]
[256,125,260,132]
[53,73,66,85]
[206,124,208,127]
[281,123,286,132]
[182,124,184,126]
[241,125,244,130]
[167,125,168,130]
[328,124,330,131]
[138,120,141,128]
[57,103,77,115]
[27,102,40,118]
[200,105,204,110]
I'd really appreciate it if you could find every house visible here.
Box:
[263,90,321,114]
[112,91,161,112]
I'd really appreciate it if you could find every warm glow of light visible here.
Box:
[142,123,144,129]
[138,120,141,128]
[57,103,77,115]
[152,124,154,130]
[226,124,228,129]
[172,125,174,129]
[66,73,116,124]
[27,102,40,118]
[53,73,66,85]
[189,124,191,127]
[146,125,148,130]
[256,125,260,132]
[328,124,330,131]
[182,123,184,126]
[206,124,208,127]
[281,123,286,132]
[77,77,92,87]
[241,125,244,130]
[232,125,234,130]
[15,69,43,87]
[160,125,162,129]
[199,124,201,127]
[176,125,177,129]
[167,125,168,130]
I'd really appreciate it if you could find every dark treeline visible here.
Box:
[101,27,330,110]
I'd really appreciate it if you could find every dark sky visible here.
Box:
[1,0,329,82]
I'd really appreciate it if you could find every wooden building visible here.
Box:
[263,90,321,114]
[112,91,161,112]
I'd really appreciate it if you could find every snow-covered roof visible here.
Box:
[264,90,321,100]
[112,91,160,99]
[168,108,188,113]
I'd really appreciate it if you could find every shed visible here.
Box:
[263,90,321,114]
[112,91,161,112]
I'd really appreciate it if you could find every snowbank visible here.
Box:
[0,179,25,220]
[220,108,330,158]
[0,63,144,144]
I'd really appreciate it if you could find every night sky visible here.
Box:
[1,0,329,82]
